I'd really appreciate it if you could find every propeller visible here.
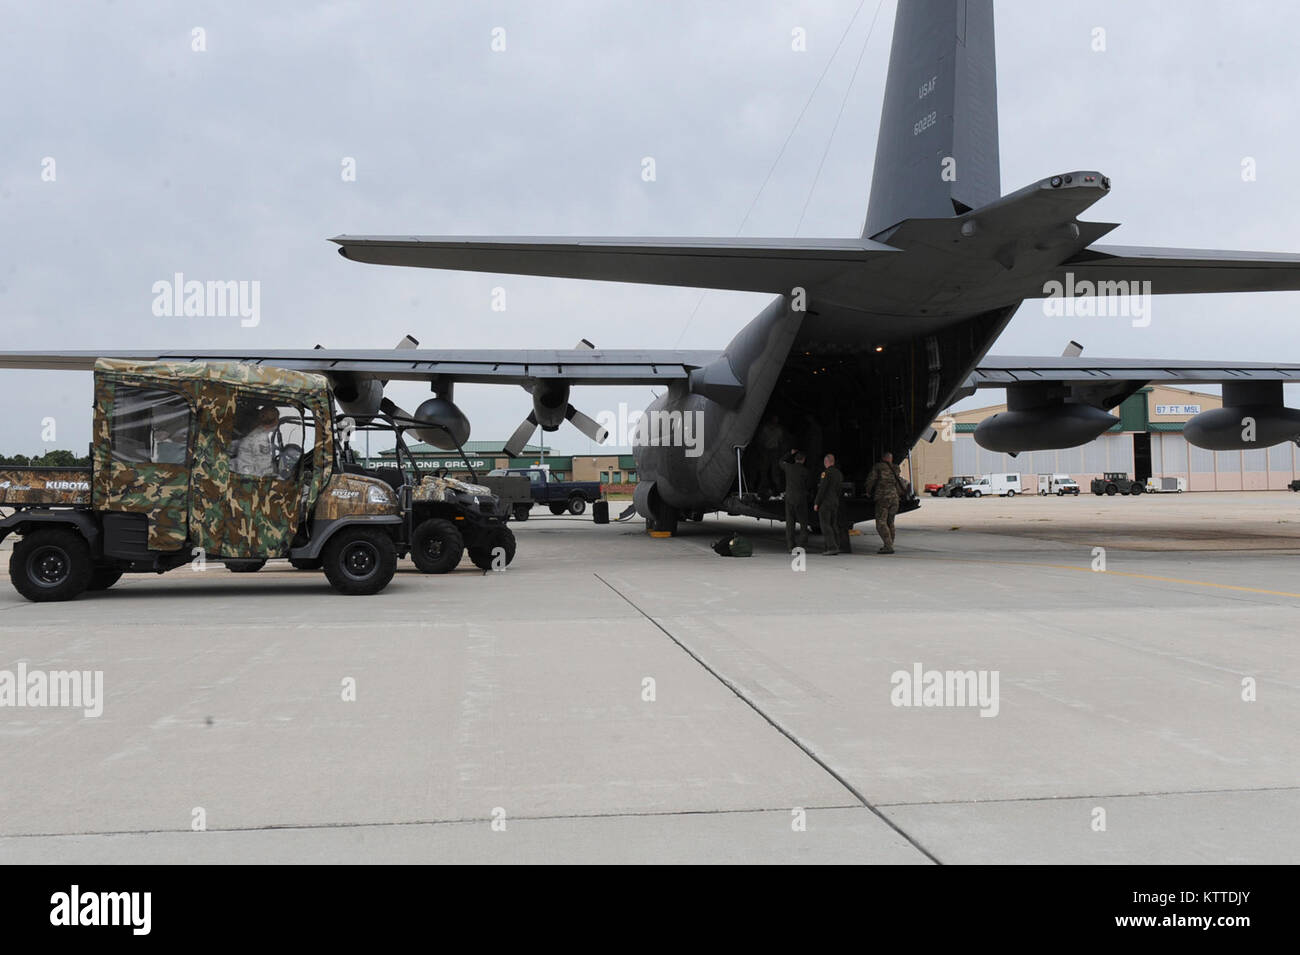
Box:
[503,340,610,456]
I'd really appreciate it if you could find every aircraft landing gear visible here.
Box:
[648,500,679,535]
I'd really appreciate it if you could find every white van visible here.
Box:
[1037,474,1080,496]
[961,473,1021,498]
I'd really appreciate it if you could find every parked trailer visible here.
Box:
[1145,476,1186,493]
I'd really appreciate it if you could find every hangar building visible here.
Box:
[907,386,1300,492]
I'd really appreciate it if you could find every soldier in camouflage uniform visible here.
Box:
[863,451,903,554]
[232,406,279,477]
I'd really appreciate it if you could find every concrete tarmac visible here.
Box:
[1,492,1297,863]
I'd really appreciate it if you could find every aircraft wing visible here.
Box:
[332,235,898,294]
[968,356,1300,386]
[1045,245,1300,295]
[0,348,723,387]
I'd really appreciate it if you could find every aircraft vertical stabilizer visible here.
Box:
[864,0,1000,238]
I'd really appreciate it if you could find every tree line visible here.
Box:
[0,450,91,467]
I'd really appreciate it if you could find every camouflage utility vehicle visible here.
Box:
[1,360,406,600]
[342,420,516,574]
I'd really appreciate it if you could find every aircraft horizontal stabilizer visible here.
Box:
[332,235,897,295]
[1048,245,1300,296]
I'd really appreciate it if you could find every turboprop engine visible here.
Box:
[503,378,608,457]
[410,395,471,449]
[974,383,1118,454]
[1184,382,1300,450]
[332,374,384,421]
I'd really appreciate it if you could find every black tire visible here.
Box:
[409,518,463,574]
[1006,489,1016,498]
[469,526,517,571]
[289,557,323,571]
[971,490,982,498]
[1093,488,1103,495]
[10,527,92,602]
[512,503,531,521]
[1105,484,1117,496]
[568,496,587,516]
[548,503,567,515]
[1056,490,1063,496]
[648,500,679,534]
[323,527,397,595]
[87,567,124,591]
[225,559,266,573]
[1131,484,1144,495]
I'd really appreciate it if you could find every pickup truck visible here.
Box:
[487,467,602,516]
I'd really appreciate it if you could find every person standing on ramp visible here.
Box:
[863,451,904,554]
[813,453,844,556]
[779,449,810,552]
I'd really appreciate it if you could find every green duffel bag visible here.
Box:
[727,534,753,558]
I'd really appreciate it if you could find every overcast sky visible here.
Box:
[3,0,1298,457]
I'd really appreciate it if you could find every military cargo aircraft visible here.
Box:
[5,0,1300,533]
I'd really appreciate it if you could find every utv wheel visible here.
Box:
[225,559,266,573]
[512,503,531,521]
[410,518,464,574]
[323,527,396,595]
[567,496,587,515]
[469,526,517,571]
[87,567,124,591]
[289,557,323,571]
[10,528,92,602]
[548,503,567,515]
